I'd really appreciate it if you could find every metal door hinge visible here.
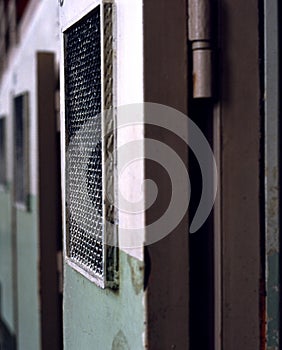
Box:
[188,0,213,99]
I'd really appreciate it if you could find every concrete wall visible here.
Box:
[64,252,145,349]
[0,0,60,348]
[0,186,13,332]
[60,0,147,348]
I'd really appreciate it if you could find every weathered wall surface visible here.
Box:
[0,186,13,332]
[0,0,60,349]
[60,0,146,348]
[64,252,145,349]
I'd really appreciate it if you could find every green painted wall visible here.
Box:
[63,251,146,350]
[0,191,41,349]
[267,252,280,348]
[0,186,14,333]
[15,195,40,350]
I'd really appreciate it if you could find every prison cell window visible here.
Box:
[13,92,29,209]
[63,2,118,288]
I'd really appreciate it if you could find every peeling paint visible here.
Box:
[64,250,145,349]
[112,331,130,350]
[127,255,144,295]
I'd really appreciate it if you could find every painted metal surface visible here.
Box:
[188,0,213,98]
[219,0,261,348]
[37,52,62,350]
[264,0,280,348]
[143,0,189,348]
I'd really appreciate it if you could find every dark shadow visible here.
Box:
[0,319,16,350]
[188,99,215,350]
[0,283,16,350]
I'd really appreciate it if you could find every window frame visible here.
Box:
[61,0,118,289]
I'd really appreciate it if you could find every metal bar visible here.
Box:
[188,0,213,98]
[213,102,222,350]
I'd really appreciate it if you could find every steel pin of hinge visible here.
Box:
[189,0,213,99]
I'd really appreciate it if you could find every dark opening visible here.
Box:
[16,0,30,24]
[14,93,29,207]
[0,118,6,185]
[189,99,215,350]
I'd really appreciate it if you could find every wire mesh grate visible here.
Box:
[64,6,104,277]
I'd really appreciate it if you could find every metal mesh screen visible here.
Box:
[64,6,104,277]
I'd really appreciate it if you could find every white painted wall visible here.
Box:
[0,0,60,196]
[60,0,145,263]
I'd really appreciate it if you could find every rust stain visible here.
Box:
[272,167,278,181]
[127,255,144,295]
[193,73,197,92]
